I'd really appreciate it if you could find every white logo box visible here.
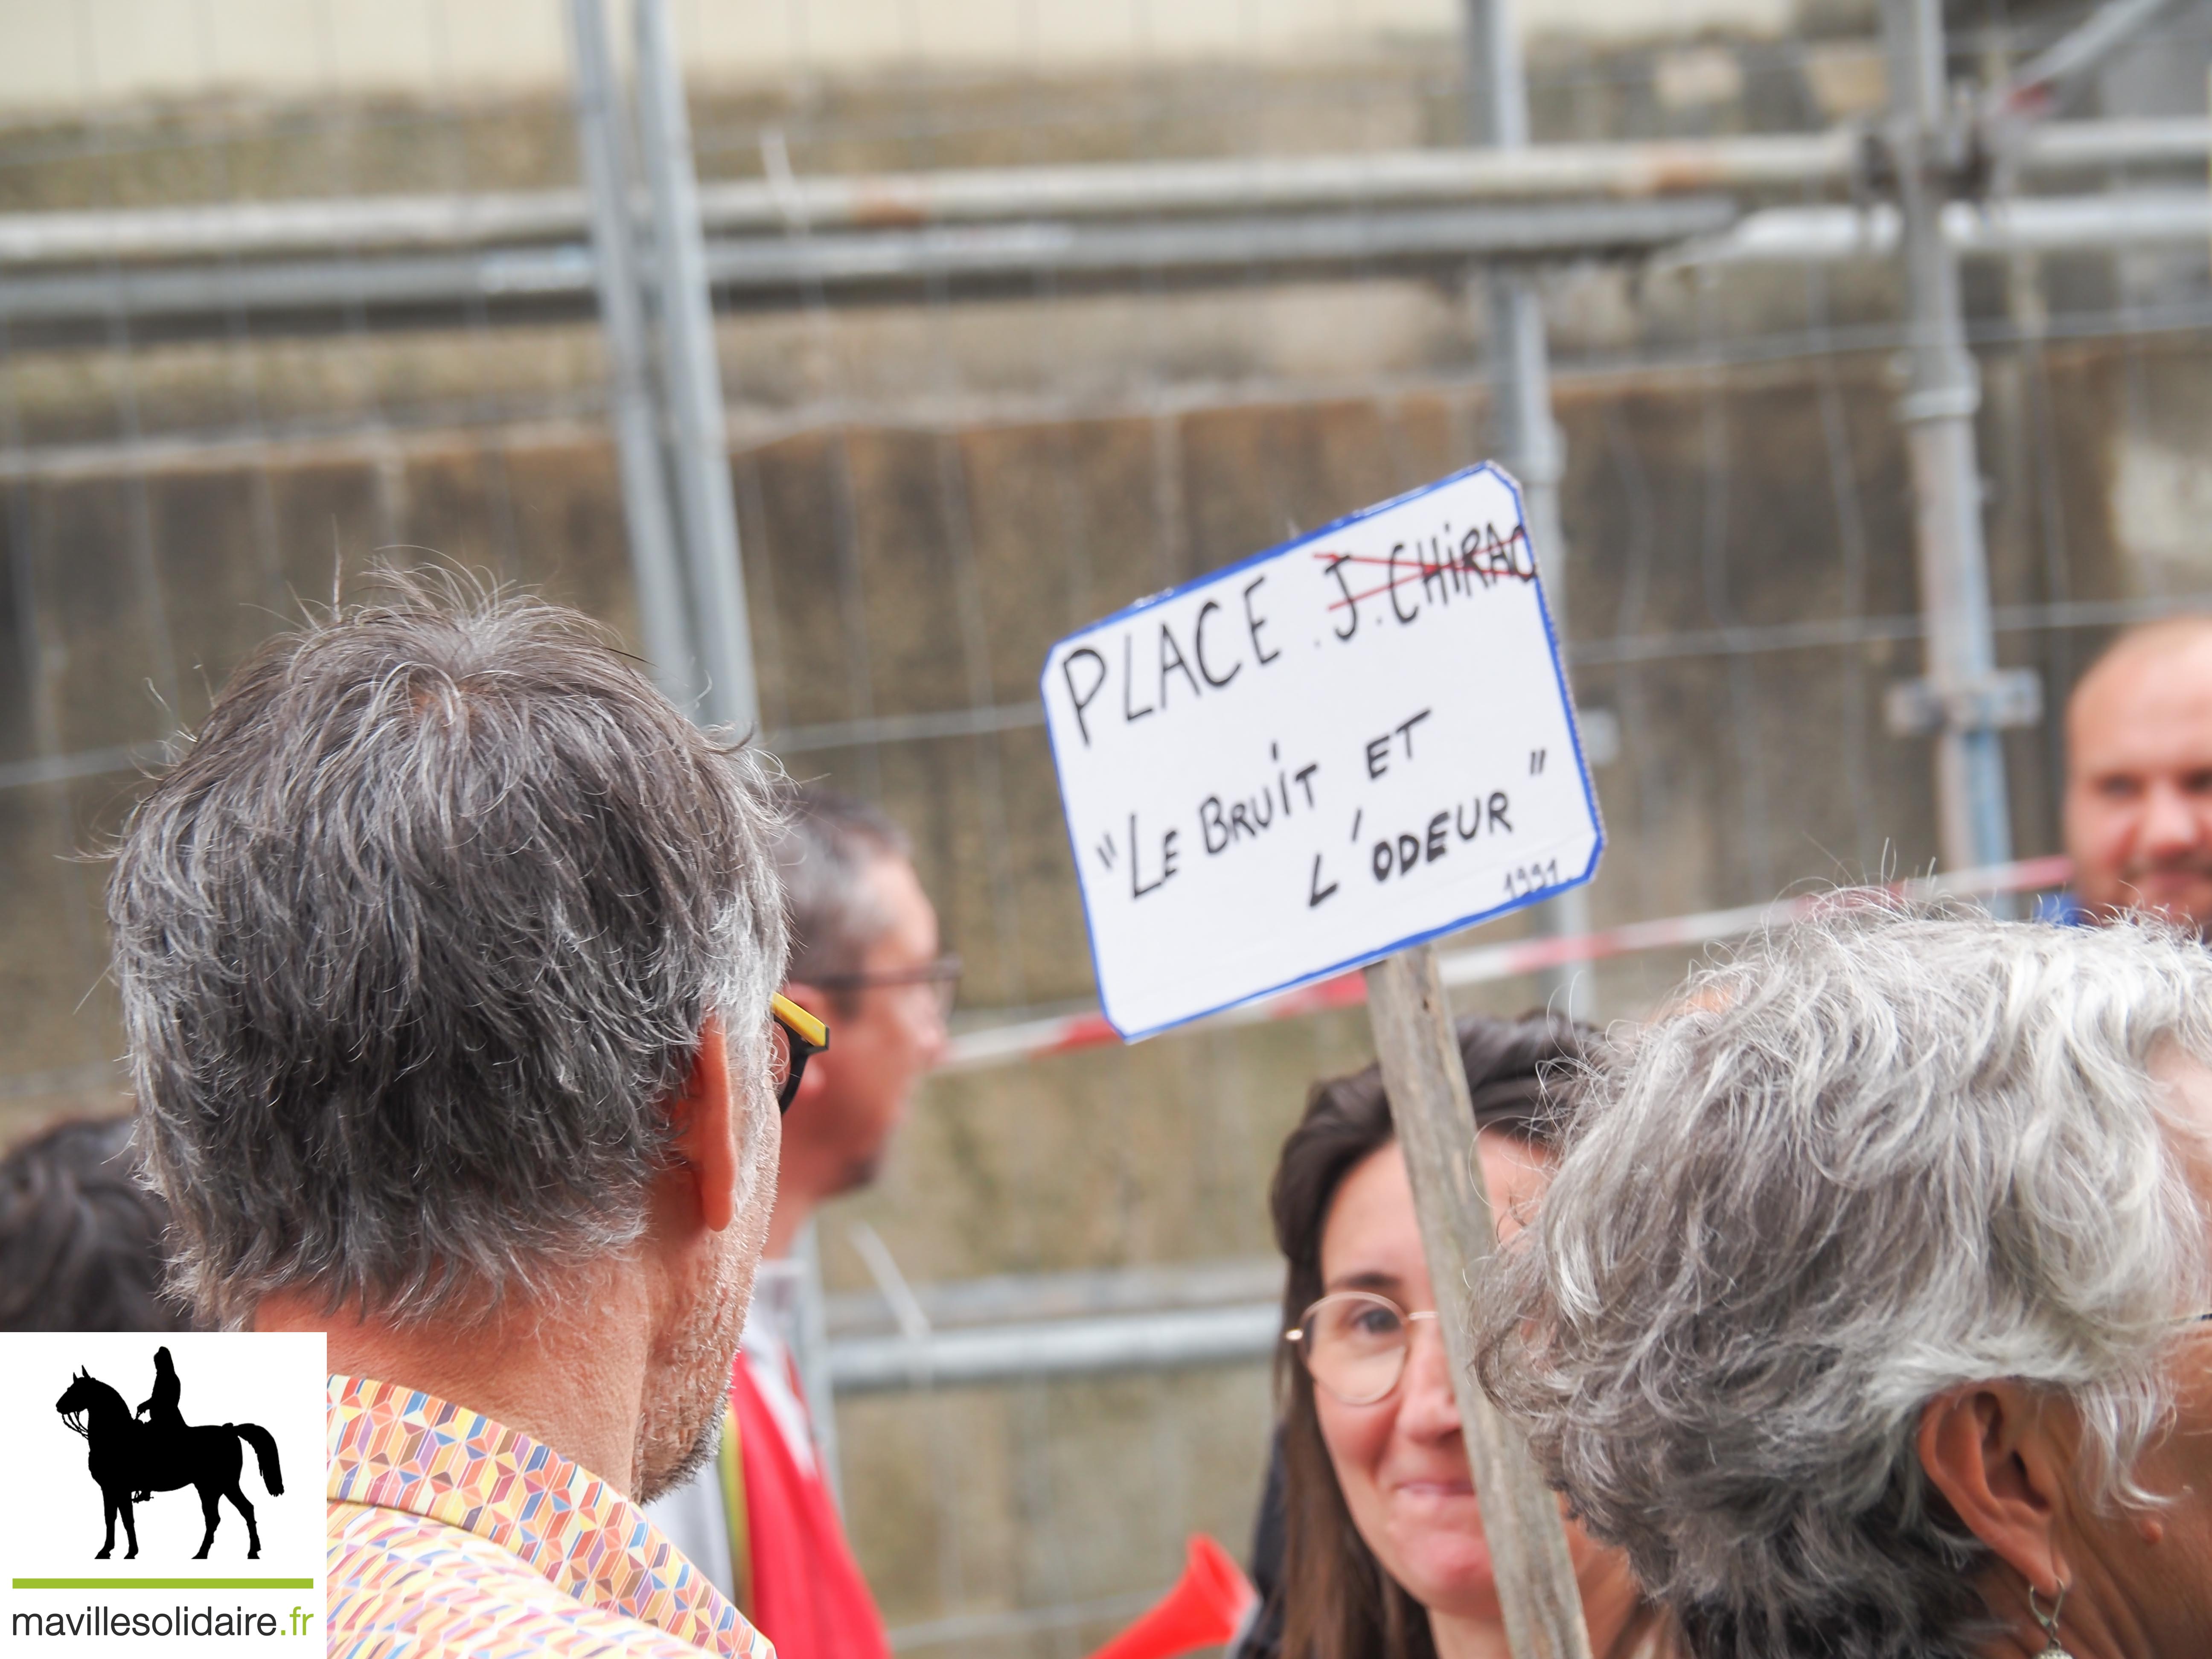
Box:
[0,1330,326,1656]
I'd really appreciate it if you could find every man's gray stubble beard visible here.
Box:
[631,1081,777,1505]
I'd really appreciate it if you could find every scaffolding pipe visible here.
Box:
[10,191,2209,326]
[0,199,1741,323]
[561,0,699,712]
[826,1257,1283,1333]
[1463,0,1593,1021]
[1883,0,2020,881]
[1675,189,2212,264]
[1441,16,1595,1659]
[633,0,759,735]
[624,0,818,1494]
[828,1302,1282,1394]
[5,119,2209,266]
[1987,0,2185,117]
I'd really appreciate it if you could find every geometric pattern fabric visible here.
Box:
[327,1374,773,1659]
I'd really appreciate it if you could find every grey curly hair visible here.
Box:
[1471,907,2212,1659]
[107,578,788,1329]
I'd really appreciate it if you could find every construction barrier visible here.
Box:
[940,855,2074,1073]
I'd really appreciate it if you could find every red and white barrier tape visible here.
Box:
[937,854,2075,1074]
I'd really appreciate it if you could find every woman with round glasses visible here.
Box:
[1254,1013,1678,1659]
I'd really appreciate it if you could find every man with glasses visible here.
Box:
[651,784,954,1659]
[768,786,958,1243]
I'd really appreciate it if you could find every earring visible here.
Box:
[2027,1583,2073,1659]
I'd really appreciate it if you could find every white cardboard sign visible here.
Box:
[1041,463,1603,1040]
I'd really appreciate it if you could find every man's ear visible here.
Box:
[667,1010,742,1233]
[1916,1381,2071,1599]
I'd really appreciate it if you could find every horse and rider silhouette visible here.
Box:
[55,1347,284,1560]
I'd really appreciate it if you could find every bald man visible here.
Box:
[2061,617,2212,935]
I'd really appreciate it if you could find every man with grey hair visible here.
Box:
[1473,908,2212,1659]
[649,784,952,1659]
[763,786,954,1252]
[107,585,800,1659]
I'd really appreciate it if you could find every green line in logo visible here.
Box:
[11,1578,316,1590]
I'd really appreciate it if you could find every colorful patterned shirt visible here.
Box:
[327,1373,774,1659]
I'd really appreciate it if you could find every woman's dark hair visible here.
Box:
[1265,1012,1589,1659]
[0,1115,193,1331]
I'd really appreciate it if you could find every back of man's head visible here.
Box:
[107,580,788,1329]
[0,1115,192,1332]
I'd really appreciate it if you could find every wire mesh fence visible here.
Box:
[6,0,2212,1651]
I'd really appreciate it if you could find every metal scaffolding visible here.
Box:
[8,0,2212,1645]
[1881,0,2027,885]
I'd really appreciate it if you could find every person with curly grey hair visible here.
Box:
[107,582,797,1659]
[1472,908,2212,1659]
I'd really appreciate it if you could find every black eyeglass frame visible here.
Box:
[810,953,964,993]
[770,992,829,1114]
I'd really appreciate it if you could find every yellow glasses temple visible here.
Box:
[772,992,829,1051]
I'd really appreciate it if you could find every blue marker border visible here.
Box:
[1038,461,1606,1043]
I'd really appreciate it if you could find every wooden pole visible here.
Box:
[1365,943,1593,1659]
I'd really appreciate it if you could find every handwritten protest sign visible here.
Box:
[1041,463,1602,1039]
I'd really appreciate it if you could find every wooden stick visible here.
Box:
[1365,943,1593,1659]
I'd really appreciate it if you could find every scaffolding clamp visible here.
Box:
[1884,669,2043,737]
